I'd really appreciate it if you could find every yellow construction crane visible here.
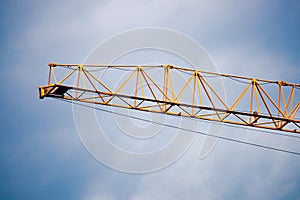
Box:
[39,62,300,133]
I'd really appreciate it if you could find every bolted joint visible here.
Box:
[251,78,258,85]
[194,70,199,76]
[163,64,174,69]
[278,81,289,86]
[163,64,169,69]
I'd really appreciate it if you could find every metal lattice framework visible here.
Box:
[39,62,300,133]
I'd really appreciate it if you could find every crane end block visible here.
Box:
[48,62,57,67]
[39,87,47,99]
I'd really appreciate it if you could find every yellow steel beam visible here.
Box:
[39,63,300,133]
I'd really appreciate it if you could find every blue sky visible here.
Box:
[1,0,300,199]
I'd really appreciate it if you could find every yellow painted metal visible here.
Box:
[39,62,300,133]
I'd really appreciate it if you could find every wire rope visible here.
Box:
[56,98,300,156]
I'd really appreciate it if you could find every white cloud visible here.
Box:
[128,132,300,200]
[84,192,115,200]
[5,0,299,199]
[210,42,299,82]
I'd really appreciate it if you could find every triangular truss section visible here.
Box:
[39,62,300,133]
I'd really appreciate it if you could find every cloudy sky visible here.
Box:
[1,0,300,199]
